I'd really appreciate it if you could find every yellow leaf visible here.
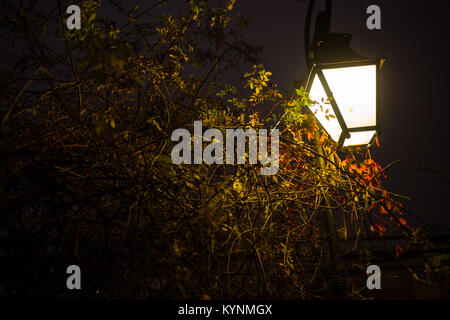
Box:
[233,180,242,193]
[227,0,235,11]
[186,181,195,189]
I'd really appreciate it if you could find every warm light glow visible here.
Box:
[343,130,376,147]
[322,65,377,129]
[308,74,342,142]
[307,63,378,147]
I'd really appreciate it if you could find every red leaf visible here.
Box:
[306,130,314,141]
[370,222,386,237]
[375,135,380,147]
[319,133,326,143]
[397,217,407,227]
[395,244,404,258]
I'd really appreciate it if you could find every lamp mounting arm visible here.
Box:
[305,0,333,70]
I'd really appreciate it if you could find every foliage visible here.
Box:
[0,0,441,299]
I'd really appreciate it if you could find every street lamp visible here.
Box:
[302,0,386,299]
[305,3,385,147]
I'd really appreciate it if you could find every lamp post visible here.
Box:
[303,0,385,298]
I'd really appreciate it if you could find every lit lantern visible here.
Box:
[306,33,385,147]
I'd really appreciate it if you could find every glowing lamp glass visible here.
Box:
[306,61,381,147]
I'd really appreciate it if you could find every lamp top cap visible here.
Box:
[310,32,384,66]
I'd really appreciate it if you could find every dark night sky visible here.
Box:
[232,0,450,231]
[7,1,450,231]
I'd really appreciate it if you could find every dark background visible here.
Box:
[229,0,450,231]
